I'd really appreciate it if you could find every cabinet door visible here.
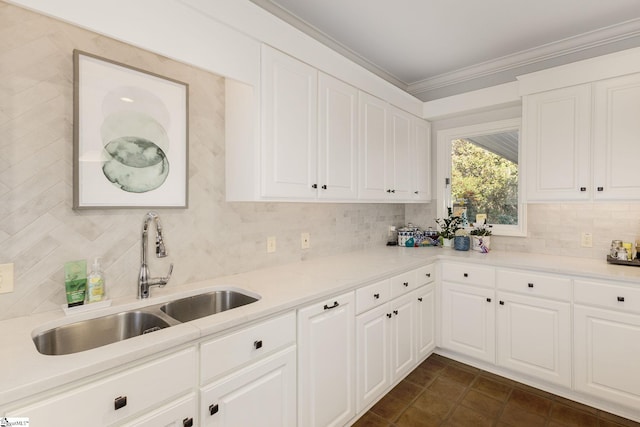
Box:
[7,348,196,426]
[298,292,355,427]
[359,91,388,200]
[412,118,431,201]
[200,347,296,427]
[388,105,412,199]
[441,282,495,363]
[261,45,318,199]
[574,305,640,409]
[524,84,591,201]
[390,292,417,380]
[356,303,391,413]
[497,292,571,387]
[593,73,640,199]
[416,283,436,359]
[122,393,197,427]
[317,73,358,200]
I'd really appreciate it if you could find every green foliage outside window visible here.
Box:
[451,139,518,225]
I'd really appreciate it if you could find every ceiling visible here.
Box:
[250,0,640,101]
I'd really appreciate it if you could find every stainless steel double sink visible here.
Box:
[33,289,260,356]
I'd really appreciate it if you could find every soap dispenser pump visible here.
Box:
[87,257,105,303]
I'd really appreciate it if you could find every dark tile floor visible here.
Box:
[352,354,640,427]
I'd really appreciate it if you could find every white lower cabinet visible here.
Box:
[298,291,355,427]
[200,347,296,427]
[441,264,573,388]
[6,347,197,427]
[441,281,496,363]
[416,282,436,359]
[121,393,197,427]
[354,265,435,414]
[199,312,297,427]
[495,269,572,387]
[355,290,420,412]
[356,303,392,412]
[496,292,571,387]
[574,280,640,410]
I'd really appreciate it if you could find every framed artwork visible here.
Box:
[73,50,189,209]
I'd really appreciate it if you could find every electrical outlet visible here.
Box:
[267,236,276,253]
[388,225,396,236]
[581,232,593,248]
[301,232,310,249]
[0,263,15,294]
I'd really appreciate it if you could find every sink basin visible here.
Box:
[33,310,173,356]
[161,290,259,322]
[32,288,259,355]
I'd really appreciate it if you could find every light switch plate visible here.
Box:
[267,236,276,253]
[0,263,14,294]
[301,232,310,249]
[581,232,593,248]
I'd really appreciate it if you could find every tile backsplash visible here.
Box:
[0,3,403,320]
[407,202,640,259]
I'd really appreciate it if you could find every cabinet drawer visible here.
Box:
[356,279,391,314]
[391,270,419,298]
[8,347,196,425]
[496,269,571,301]
[200,312,296,383]
[575,280,640,314]
[441,263,495,288]
[416,264,435,285]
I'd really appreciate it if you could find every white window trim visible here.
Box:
[436,118,526,237]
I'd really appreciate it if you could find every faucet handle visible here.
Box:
[160,263,174,287]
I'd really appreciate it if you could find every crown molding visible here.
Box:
[407,17,640,97]
[250,1,640,99]
[249,0,408,90]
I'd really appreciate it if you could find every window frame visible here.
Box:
[436,118,526,237]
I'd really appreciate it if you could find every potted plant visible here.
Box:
[436,208,462,248]
[470,222,492,251]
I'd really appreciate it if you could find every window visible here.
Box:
[436,118,525,236]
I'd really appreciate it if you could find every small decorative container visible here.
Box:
[454,236,470,251]
[397,223,419,246]
[472,236,491,252]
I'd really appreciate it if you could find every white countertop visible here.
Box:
[2,246,639,406]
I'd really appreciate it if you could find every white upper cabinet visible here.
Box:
[524,84,592,201]
[358,91,389,200]
[412,118,431,202]
[261,45,318,199]
[228,45,427,202]
[387,105,413,200]
[317,73,359,200]
[592,73,640,200]
[525,72,640,202]
[359,92,430,202]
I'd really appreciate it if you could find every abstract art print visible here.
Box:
[73,50,188,209]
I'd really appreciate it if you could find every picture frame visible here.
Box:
[73,50,189,209]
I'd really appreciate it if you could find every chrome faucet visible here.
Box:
[138,211,173,299]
